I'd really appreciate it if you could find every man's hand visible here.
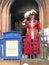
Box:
[23,19,27,23]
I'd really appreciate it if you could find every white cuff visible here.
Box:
[22,22,25,26]
[39,31,42,35]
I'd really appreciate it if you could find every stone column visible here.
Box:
[2,4,7,36]
[6,0,14,32]
[39,5,44,29]
[1,0,11,35]
[46,0,49,27]
[0,5,2,37]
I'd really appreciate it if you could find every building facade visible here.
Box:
[0,0,49,65]
[0,0,49,37]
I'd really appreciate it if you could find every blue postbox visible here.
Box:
[0,39,3,58]
[3,31,22,59]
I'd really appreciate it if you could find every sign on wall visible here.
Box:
[6,40,18,56]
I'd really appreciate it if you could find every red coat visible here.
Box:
[24,20,40,54]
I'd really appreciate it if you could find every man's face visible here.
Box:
[29,14,35,20]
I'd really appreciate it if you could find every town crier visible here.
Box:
[22,9,41,58]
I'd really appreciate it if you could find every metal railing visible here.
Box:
[21,35,49,60]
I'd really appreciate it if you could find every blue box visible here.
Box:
[3,31,22,59]
[0,45,2,58]
[0,39,3,58]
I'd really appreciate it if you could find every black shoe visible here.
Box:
[28,55,30,58]
[31,55,33,59]
[35,54,38,58]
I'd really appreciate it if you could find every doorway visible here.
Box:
[10,0,39,58]
[10,0,39,32]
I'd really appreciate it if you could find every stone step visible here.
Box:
[0,59,49,65]
[0,59,20,65]
[20,59,49,65]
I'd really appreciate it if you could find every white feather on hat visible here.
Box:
[23,63,29,65]
[30,9,37,14]
[24,11,31,18]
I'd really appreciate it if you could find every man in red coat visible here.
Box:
[22,9,41,58]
